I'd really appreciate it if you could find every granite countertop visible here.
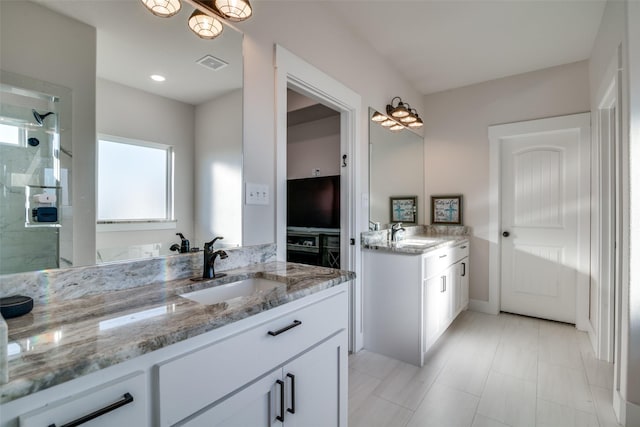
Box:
[362,234,469,255]
[0,261,354,404]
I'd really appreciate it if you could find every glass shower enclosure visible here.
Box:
[0,81,67,274]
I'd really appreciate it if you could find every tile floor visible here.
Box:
[349,311,622,427]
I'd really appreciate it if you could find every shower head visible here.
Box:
[32,110,55,126]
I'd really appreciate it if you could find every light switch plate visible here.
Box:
[246,183,269,205]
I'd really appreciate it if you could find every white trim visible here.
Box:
[613,389,640,427]
[592,60,619,361]
[488,113,591,328]
[96,221,177,232]
[274,45,363,352]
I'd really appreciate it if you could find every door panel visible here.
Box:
[501,127,581,323]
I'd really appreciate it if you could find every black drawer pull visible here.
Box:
[439,254,447,259]
[268,320,302,336]
[48,393,134,427]
[460,245,467,249]
[276,379,285,422]
[287,373,296,414]
[462,262,466,277]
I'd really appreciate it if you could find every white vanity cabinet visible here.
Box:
[181,332,344,427]
[156,286,348,426]
[1,284,349,427]
[363,241,469,366]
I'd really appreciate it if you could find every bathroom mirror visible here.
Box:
[369,107,424,227]
[0,0,243,274]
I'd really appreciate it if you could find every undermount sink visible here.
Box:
[395,238,440,248]
[181,278,285,305]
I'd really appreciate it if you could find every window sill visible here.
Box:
[97,220,177,232]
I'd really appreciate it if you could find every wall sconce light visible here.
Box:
[140,0,253,40]
[371,97,424,132]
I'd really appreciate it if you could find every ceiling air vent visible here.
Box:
[196,55,228,71]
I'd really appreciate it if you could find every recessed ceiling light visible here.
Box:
[150,74,166,82]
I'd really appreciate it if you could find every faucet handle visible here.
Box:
[205,236,224,251]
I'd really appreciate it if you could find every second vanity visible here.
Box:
[0,247,353,427]
[362,226,469,367]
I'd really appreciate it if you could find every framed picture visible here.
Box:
[390,196,417,223]
[431,195,462,225]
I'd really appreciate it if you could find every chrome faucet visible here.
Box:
[202,236,228,279]
[391,223,406,243]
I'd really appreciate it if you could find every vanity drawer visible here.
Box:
[156,287,348,426]
[452,241,470,263]
[423,247,453,278]
[19,371,147,427]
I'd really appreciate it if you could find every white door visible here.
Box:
[498,114,590,324]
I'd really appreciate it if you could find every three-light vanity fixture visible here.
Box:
[371,97,424,132]
[140,0,253,40]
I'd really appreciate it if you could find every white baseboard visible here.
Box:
[613,389,640,426]
[469,299,499,315]
[626,399,640,427]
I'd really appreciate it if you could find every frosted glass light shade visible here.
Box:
[140,0,182,17]
[390,103,409,118]
[214,0,252,22]
[189,10,224,39]
[371,111,387,122]
[408,117,424,128]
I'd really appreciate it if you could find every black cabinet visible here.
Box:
[287,228,340,268]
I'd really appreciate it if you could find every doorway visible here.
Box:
[286,90,342,269]
[488,113,591,329]
[275,46,363,352]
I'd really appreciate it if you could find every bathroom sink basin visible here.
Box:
[395,238,440,248]
[181,278,285,305]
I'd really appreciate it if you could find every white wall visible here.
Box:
[0,1,96,267]
[422,61,590,302]
[241,1,424,245]
[96,79,195,256]
[194,89,243,247]
[287,116,340,179]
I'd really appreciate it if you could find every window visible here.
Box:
[0,123,23,146]
[97,135,174,223]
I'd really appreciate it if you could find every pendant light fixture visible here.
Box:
[214,0,253,21]
[140,0,253,40]
[371,97,424,132]
[188,9,224,39]
[140,0,182,17]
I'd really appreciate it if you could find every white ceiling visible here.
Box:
[40,0,243,106]
[37,0,606,103]
[323,0,606,95]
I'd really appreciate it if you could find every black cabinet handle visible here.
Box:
[47,393,134,427]
[286,373,296,414]
[439,254,447,259]
[462,262,466,277]
[460,245,467,249]
[276,379,285,422]
[268,320,302,336]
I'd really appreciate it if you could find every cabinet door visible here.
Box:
[440,268,454,329]
[424,275,443,350]
[181,370,281,427]
[284,332,347,427]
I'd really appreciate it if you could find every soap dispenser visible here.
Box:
[176,233,190,253]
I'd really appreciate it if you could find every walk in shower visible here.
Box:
[0,76,71,274]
